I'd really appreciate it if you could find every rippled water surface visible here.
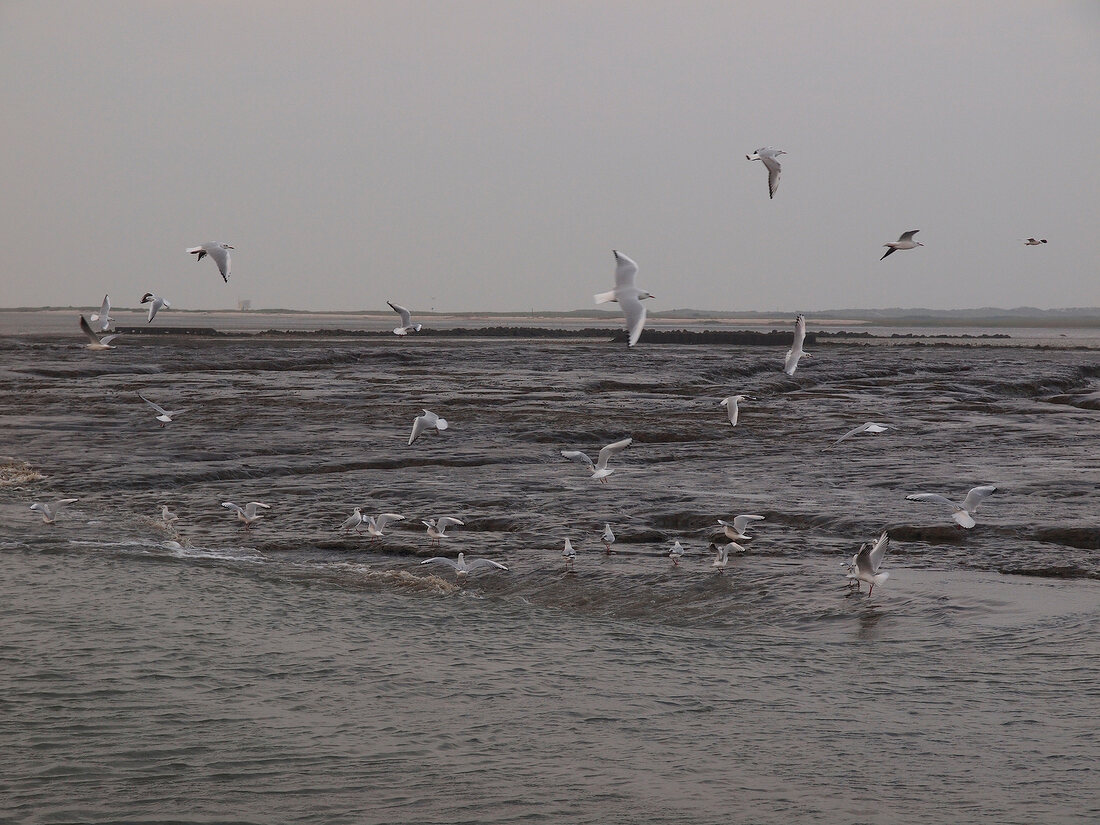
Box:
[2,328,1098,824]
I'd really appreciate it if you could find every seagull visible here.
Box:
[387,301,422,335]
[711,541,744,571]
[593,250,653,347]
[601,523,615,554]
[905,485,997,529]
[420,551,508,578]
[79,314,122,350]
[160,505,179,527]
[423,516,464,547]
[745,147,786,199]
[409,409,448,445]
[221,501,271,528]
[338,507,365,534]
[783,314,809,376]
[560,437,633,483]
[562,538,577,570]
[830,422,892,447]
[140,292,171,324]
[1023,238,1047,245]
[719,394,754,427]
[89,294,114,332]
[880,230,923,260]
[365,512,406,542]
[29,498,79,524]
[669,540,685,566]
[847,531,891,596]
[187,241,234,282]
[138,393,188,426]
[717,514,765,542]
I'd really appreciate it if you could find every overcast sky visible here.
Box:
[2,1,1097,313]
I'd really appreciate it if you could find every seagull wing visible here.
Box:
[436,516,465,531]
[620,293,647,347]
[962,485,997,513]
[79,315,101,344]
[733,514,765,534]
[834,423,870,444]
[221,502,244,515]
[388,301,413,326]
[243,502,271,518]
[409,414,427,445]
[465,558,509,572]
[898,230,919,242]
[761,154,782,199]
[612,250,639,289]
[209,244,231,282]
[560,450,594,468]
[792,314,806,349]
[374,513,405,529]
[138,393,170,416]
[867,532,890,571]
[906,493,961,511]
[595,437,633,471]
[420,557,460,570]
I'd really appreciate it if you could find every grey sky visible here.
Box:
[2,1,1097,313]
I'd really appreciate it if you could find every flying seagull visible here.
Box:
[423,516,464,547]
[140,292,171,324]
[847,531,891,596]
[221,501,271,528]
[594,250,653,347]
[719,394,754,427]
[409,410,448,445]
[717,514,765,542]
[387,301,423,335]
[783,314,809,376]
[420,551,508,578]
[29,498,79,524]
[905,485,997,529]
[560,437,633,483]
[830,422,892,447]
[89,294,114,332]
[79,314,122,350]
[187,242,234,282]
[881,230,923,260]
[1023,238,1047,246]
[138,393,188,426]
[745,147,786,199]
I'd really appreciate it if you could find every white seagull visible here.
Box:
[140,292,171,324]
[560,437,633,483]
[29,498,79,524]
[420,551,508,578]
[905,485,997,529]
[338,507,365,534]
[221,501,271,528]
[187,241,234,282]
[409,410,448,445]
[79,314,122,350]
[601,523,615,553]
[745,147,786,199]
[89,294,114,332]
[717,514,765,542]
[783,314,809,376]
[365,512,406,542]
[138,393,188,426]
[423,516,464,547]
[881,230,923,260]
[712,541,744,571]
[719,394,754,426]
[830,422,892,447]
[847,531,891,596]
[387,301,422,335]
[669,540,685,566]
[1023,238,1047,246]
[161,505,179,527]
[594,250,653,347]
[562,538,577,570]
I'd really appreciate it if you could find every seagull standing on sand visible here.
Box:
[140,292,171,324]
[161,505,179,528]
[830,422,892,447]
[408,410,448,445]
[562,538,577,570]
[847,531,891,596]
[221,501,271,528]
[338,507,365,534]
[1023,238,1047,246]
[719,395,753,427]
[745,147,786,199]
[138,393,188,427]
[90,294,114,332]
[906,485,997,529]
[560,438,633,484]
[717,514,765,542]
[669,540,685,566]
[420,552,508,579]
[784,314,809,376]
[187,242,234,282]
[881,230,923,260]
[29,499,79,524]
[601,523,615,554]
[594,250,653,347]
[387,301,423,335]
[79,315,121,350]
[365,512,405,542]
[424,516,464,547]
